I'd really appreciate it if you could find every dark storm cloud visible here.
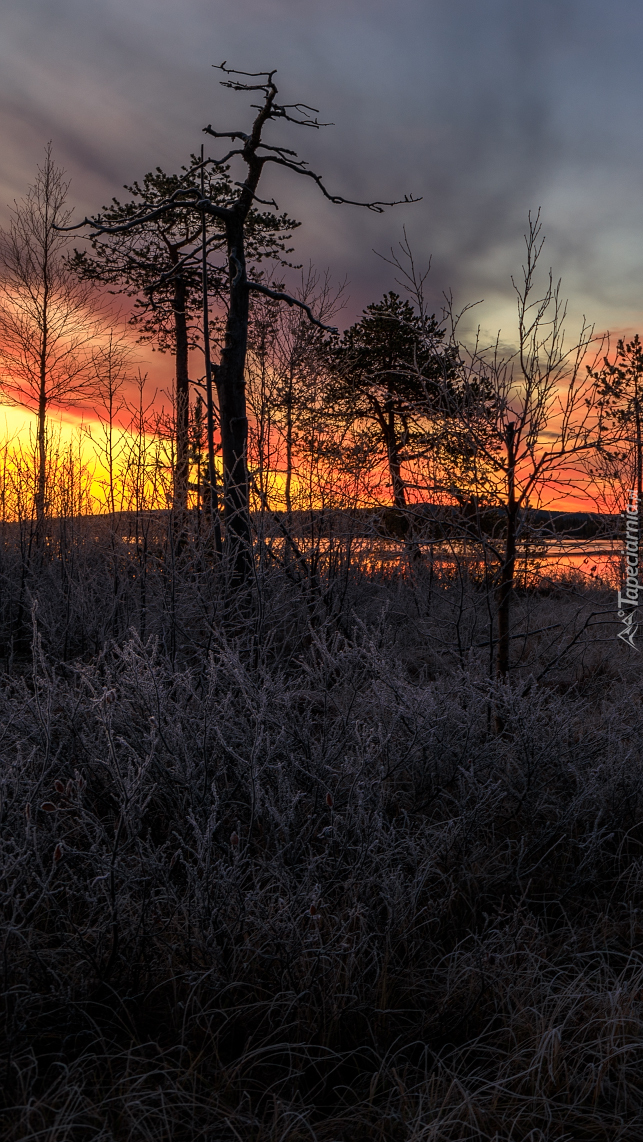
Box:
[2,0,643,338]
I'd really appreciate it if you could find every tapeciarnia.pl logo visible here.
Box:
[617,489,640,650]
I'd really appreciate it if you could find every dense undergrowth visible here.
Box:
[1,517,641,1140]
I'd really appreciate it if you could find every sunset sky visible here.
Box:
[1,0,643,438]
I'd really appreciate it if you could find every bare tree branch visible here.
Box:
[259,154,420,212]
[247,280,338,332]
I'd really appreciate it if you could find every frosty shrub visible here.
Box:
[1,540,643,1140]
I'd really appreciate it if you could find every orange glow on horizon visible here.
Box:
[0,318,633,519]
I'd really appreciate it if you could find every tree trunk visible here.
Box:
[285,364,294,521]
[36,389,47,532]
[385,417,406,511]
[215,220,252,585]
[200,180,223,558]
[388,445,407,511]
[173,274,190,518]
[497,424,517,677]
[36,245,50,533]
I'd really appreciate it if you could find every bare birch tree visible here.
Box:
[439,214,605,677]
[0,147,102,528]
[245,269,346,518]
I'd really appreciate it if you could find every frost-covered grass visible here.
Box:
[1,525,642,1139]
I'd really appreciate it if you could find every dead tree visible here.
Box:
[63,65,417,587]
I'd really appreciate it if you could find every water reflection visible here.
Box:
[261,533,622,586]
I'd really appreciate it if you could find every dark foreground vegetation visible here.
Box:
[3,60,643,1142]
[1,516,643,1142]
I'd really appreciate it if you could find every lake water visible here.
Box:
[264,534,622,586]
